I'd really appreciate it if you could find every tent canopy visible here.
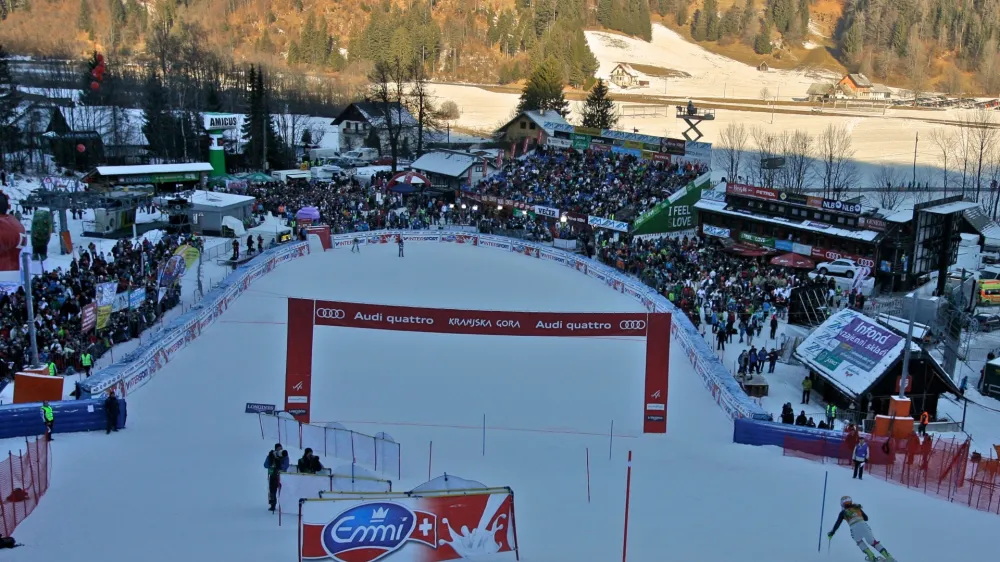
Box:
[296,206,320,220]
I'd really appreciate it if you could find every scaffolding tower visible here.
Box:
[675,104,716,142]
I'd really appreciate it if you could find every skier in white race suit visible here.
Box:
[827,496,895,561]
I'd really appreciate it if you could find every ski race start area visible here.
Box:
[5,232,998,562]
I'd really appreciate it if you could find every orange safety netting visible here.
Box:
[0,437,52,537]
[783,433,1000,516]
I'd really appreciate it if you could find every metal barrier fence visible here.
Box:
[258,414,401,480]
[0,436,51,536]
[784,433,1000,515]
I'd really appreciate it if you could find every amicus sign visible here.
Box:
[203,113,241,130]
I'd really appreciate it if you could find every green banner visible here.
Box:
[631,177,708,235]
[739,231,775,247]
[571,134,591,150]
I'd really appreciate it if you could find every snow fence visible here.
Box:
[329,230,767,421]
[80,241,312,399]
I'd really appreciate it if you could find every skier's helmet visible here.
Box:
[840,495,853,508]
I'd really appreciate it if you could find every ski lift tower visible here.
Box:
[675,102,715,142]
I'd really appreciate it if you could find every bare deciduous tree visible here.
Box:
[368,56,411,173]
[776,130,814,194]
[958,109,999,201]
[873,164,906,210]
[929,128,956,194]
[406,58,438,157]
[905,32,930,106]
[817,124,858,198]
[750,125,780,189]
[759,87,771,104]
[718,122,749,183]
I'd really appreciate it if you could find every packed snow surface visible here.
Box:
[8,242,997,561]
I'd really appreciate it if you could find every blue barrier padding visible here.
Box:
[733,418,847,450]
[0,399,127,439]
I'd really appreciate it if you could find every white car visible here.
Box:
[816,259,859,278]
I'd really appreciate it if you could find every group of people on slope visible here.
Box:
[40,390,121,441]
[263,444,325,512]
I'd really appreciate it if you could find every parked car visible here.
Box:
[978,267,1000,281]
[816,258,859,278]
[973,312,1000,332]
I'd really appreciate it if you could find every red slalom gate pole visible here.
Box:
[428,441,433,480]
[586,447,591,503]
[622,450,633,562]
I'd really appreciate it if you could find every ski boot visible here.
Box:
[873,542,894,561]
[863,547,879,561]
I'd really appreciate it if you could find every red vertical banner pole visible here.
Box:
[285,298,316,424]
[642,314,670,434]
[622,451,633,562]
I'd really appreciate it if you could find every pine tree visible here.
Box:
[77,0,93,36]
[141,68,177,159]
[581,79,618,130]
[676,2,689,26]
[516,56,569,116]
[597,0,613,27]
[754,29,773,54]
[0,43,23,166]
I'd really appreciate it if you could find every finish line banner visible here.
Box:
[286,297,670,433]
[311,300,650,337]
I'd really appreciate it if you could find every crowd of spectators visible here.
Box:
[474,146,708,221]
[0,231,191,388]
[244,176,478,234]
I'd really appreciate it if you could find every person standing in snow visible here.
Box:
[853,436,870,479]
[41,401,54,441]
[351,237,360,253]
[297,448,324,474]
[397,235,404,258]
[264,444,289,512]
[104,391,120,434]
[828,496,894,561]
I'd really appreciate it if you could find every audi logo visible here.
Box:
[620,320,647,330]
[316,308,346,319]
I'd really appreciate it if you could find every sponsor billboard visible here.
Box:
[245,402,277,414]
[587,215,630,233]
[795,309,906,397]
[299,492,517,562]
[81,303,97,333]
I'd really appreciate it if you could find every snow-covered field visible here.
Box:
[6,242,998,561]
[585,25,841,101]
[430,23,995,182]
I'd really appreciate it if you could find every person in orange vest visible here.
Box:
[918,411,930,436]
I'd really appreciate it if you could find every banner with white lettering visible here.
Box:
[587,215,630,233]
[533,205,559,219]
[96,282,118,307]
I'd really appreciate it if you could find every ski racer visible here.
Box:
[828,496,894,561]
